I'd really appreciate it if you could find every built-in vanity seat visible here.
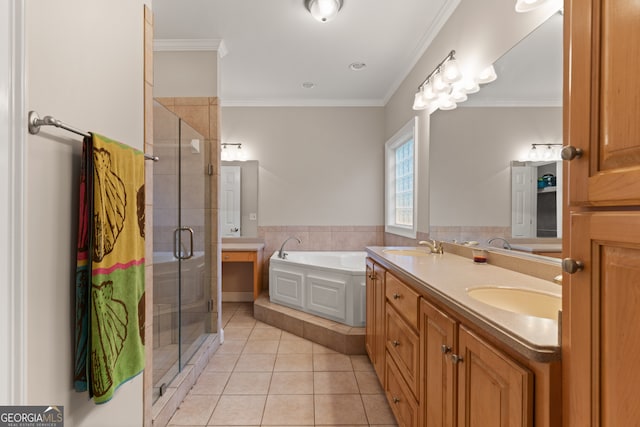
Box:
[221,242,264,301]
[365,244,562,427]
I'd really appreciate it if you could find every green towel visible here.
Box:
[76,133,146,403]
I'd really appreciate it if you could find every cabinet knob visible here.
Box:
[392,396,400,404]
[392,340,400,347]
[368,273,376,280]
[562,258,585,274]
[441,345,451,354]
[392,293,401,300]
[561,145,584,161]
[451,354,464,364]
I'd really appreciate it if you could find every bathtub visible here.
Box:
[269,251,367,327]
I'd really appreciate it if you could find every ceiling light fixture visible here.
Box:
[221,142,246,162]
[306,0,343,23]
[412,50,497,112]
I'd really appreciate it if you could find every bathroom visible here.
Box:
[4,0,587,426]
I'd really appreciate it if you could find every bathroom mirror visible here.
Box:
[428,12,562,250]
[221,160,259,237]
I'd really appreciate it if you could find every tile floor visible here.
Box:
[167,303,398,426]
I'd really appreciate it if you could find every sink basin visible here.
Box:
[466,287,561,320]
[382,249,431,257]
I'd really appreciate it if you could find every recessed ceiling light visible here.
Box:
[349,62,367,71]
[302,82,315,89]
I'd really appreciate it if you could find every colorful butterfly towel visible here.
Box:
[74,133,146,404]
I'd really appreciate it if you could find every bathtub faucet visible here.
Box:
[278,236,302,259]
[487,237,512,250]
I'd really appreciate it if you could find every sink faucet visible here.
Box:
[278,236,301,259]
[487,237,512,250]
[418,239,444,254]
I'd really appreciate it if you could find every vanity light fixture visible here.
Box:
[412,50,497,112]
[221,142,246,162]
[515,0,562,13]
[306,0,343,23]
[527,143,562,161]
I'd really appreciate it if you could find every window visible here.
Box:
[385,118,418,238]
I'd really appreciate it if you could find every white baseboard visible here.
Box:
[222,291,253,302]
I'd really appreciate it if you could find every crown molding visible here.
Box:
[220,97,385,108]
[154,38,228,57]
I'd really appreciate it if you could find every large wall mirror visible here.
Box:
[221,160,259,238]
[428,12,562,246]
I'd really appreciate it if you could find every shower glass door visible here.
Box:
[152,101,211,402]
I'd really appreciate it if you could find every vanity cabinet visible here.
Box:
[564,0,640,425]
[365,258,386,379]
[366,258,548,427]
[420,299,533,427]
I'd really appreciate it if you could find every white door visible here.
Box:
[511,165,536,238]
[221,166,241,237]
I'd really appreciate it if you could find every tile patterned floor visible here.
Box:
[167,303,398,426]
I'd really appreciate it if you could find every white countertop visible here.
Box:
[366,246,561,362]
[222,242,265,251]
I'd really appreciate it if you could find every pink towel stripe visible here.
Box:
[92,258,145,276]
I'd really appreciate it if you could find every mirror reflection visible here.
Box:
[428,12,562,252]
[221,160,259,238]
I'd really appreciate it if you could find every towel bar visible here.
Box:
[28,111,159,161]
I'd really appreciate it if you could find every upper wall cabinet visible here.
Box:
[565,0,640,206]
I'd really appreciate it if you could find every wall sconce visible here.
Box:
[306,0,343,23]
[221,142,247,161]
[526,143,562,161]
[412,50,497,112]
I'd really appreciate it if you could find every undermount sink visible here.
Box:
[382,249,431,257]
[466,287,561,320]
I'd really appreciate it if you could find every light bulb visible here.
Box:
[437,93,457,111]
[412,92,427,110]
[442,59,462,83]
[422,82,437,101]
[456,79,479,94]
[308,0,341,22]
[451,88,468,103]
[477,65,497,84]
[432,72,450,93]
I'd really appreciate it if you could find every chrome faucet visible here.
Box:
[278,236,301,259]
[418,239,444,254]
[487,237,512,250]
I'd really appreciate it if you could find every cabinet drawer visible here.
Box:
[386,303,419,398]
[222,251,255,262]
[386,272,419,329]
[385,353,419,427]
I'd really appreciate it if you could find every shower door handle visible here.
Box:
[173,227,195,260]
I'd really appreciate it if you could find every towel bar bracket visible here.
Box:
[28,110,159,162]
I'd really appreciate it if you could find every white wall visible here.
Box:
[26,0,147,425]
[383,0,561,235]
[429,106,562,226]
[222,107,385,226]
[154,51,218,97]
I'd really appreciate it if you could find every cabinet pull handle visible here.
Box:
[368,273,376,280]
[392,396,400,404]
[451,354,463,364]
[441,345,451,354]
[392,293,401,300]
[392,340,400,347]
[562,258,585,274]
[561,145,583,161]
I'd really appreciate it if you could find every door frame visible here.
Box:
[0,0,26,405]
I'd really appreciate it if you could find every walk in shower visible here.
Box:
[152,101,212,402]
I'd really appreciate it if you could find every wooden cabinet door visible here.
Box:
[457,326,532,427]
[564,211,640,426]
[420,299,457,427]
[565,0,640,205]
[365,258,386,380]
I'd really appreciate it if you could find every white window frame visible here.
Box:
[385,117,418,238]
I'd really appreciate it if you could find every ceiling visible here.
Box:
[152,0,459,106]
